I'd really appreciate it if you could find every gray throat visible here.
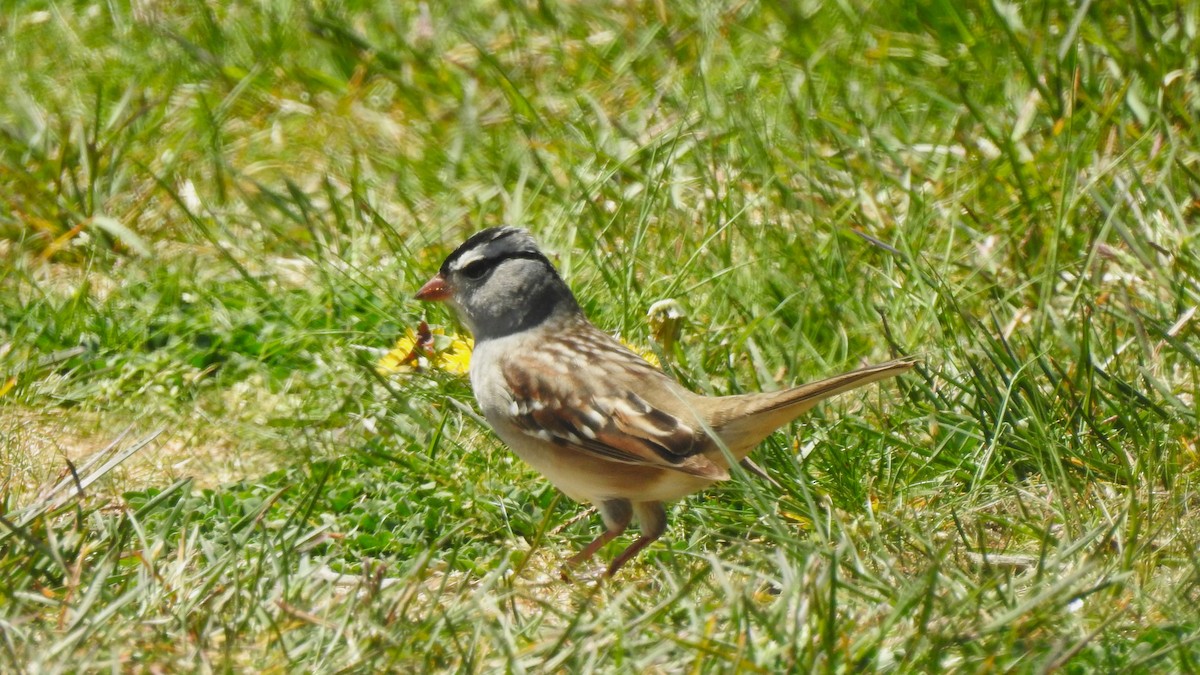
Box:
[467,276,581,342]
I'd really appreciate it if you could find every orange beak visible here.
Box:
[415,273,450,302]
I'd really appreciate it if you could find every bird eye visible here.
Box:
[461,259,493,280]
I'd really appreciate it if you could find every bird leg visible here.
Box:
[566,530,621,568]
[605,502,667,577]
[561,499,632,579]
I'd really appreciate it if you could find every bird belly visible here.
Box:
[485,415,717,504]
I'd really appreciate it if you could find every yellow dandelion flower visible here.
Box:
[377,321,473,376]
[376,337,421,375]
[439,335,474,375]
[620,339,661,369]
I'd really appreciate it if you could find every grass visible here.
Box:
[2,0,1198,671]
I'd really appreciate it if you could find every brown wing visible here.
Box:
[499,337,729,481]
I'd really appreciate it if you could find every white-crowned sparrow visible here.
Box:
[416,227,914,577]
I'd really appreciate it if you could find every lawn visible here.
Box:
[2,0,1198,671]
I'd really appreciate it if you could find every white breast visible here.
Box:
[469,335,598,502]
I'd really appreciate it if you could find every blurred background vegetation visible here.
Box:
[1,0,1197,671]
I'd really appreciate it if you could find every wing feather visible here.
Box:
[500,346,728,481]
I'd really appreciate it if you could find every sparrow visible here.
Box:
[416,227,913,576]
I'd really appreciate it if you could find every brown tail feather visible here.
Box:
[710,357,916,458]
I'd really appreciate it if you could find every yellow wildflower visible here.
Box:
[620,339,661,369]
[378,321,473,376]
